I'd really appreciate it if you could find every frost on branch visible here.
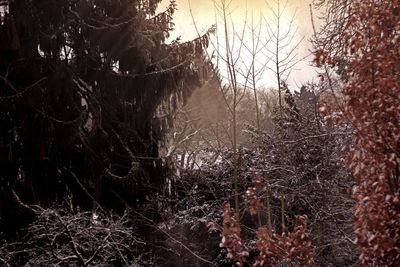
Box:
[0,208,144,266]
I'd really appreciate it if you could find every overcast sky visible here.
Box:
[158,0,319,89]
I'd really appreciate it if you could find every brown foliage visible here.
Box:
[316,0,400,265]
[220,202,249,266]
[245,172,263,216]
[221,175,315,267]
[254,216,314,267]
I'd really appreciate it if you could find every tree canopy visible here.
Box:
[0,0,213,235]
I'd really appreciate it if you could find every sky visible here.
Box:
[158,0,319,89]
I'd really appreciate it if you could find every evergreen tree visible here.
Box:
[0,0,212,235]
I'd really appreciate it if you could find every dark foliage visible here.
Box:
[0,0,212,238]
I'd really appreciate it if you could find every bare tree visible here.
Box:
[264,0,305,109]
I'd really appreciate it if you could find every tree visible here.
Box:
[207,0,251,218]
[315,0,400,265]
[0,0,212,236]
[268,0,302,108]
